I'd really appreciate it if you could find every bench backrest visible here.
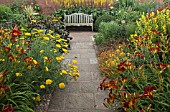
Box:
[64,13,93,23]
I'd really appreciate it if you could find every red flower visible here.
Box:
[2,104,14,112]
[3,46,11,52]
[104,93,115,103]
[118,60,127,72]
[11,27,21,42]
[149,47,159,54]
[124,99,136,108]
[151,29,160,35]
[135,52,145,59]
[156,63,167,70]
[8,54,14,62]
[0,85,9,92]
[142,85,155,100]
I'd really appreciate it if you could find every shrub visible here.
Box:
[0,5,13,22]
[94,14,114,31]
[125,22,137,37]
[94,21,120,44]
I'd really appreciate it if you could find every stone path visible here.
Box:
[48,32,112,112]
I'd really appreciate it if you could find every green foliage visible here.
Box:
[94,14,114,31]
[125,22,137,37]
[0,5,13,22]
[94,21,120,44]
[134,1,158,13]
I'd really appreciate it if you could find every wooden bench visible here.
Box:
[64,13,93,31]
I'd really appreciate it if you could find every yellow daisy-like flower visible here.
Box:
[35,95,41,101]
[59,82,65,89]
[56,44,61,48]
[45,66,49,71]
[15,73,22,77]
[60,56,65,60]
[61,70,68,74]
[40,50,45,53]
[40,85,45,89]
[62,48,68,54]
[72,60,78,64]
[56,57,62,61]
[44,36,50,41]
[46,79,53,85]
[25,33,31,36]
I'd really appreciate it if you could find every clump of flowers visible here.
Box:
[0,24,79,111]
[98,8,170,111]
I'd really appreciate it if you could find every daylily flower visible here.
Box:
[151,29,160,35]
[124,99,136,108]
[2,104,14,112]
[135,52,145,59]
[3,46,11,52]
[8,54,14,62]
[141,85,155,100]
[0,85,9,92]
[156,63,167,70]
[118,60,127,72]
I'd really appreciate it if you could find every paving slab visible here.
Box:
[48,32,111,112]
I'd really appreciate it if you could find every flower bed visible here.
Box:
[0,10,79,112]
[98,8,170,111]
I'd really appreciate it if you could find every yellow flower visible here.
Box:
[25,33,31,36]
[7,43,12,47]
[46,79,53,85]
[31,20,36,22]
[44,36,50,41]
[40,50,45,53]
[60,56,65,60]
[33,60,38,65]
[43,56,48,60]
[62,48,68,54]
[59,82,65,89]
[35,95,41,101]
[54,49,57,52]
[15,73,22,77]
[0,59,5,62]
[72,60,78,64]
[45,66,49,71]
[74,77,78,81]
[27,65,32,70]
[62,70,68,74]
[37,30,43,33]
[40,85,45,89]
[56,39,62,42]
[56,57,62,61]
[56,44,61,48]
[68,64,72,67]
[55,34,60,38]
